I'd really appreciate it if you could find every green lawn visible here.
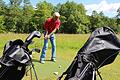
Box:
[0,33,120,80]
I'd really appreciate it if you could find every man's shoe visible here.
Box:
[51,58,56,62]
[40,60,45,64]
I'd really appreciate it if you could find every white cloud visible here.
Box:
[85,0,120,17]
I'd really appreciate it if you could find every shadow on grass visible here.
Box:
[32,59,52,63]
[32,59,39,62]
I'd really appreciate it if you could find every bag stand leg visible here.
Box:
[31,62,39,80]
[25,59,38,80]
[30,65,32,80]
[78,63,92,80]
[78,62,103,80]
[96,69,103,80]
[25,66,32,80]
[92,63,103,80]
[92,68,96,80]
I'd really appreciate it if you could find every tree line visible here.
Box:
[0,0,120,34]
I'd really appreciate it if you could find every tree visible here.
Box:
[34,1,54,32]
[0,0,6,32]
[59,1,90,33]
[0,15,5,32]
[0,0,119,33]
[89,11,109,32]
[9,0,22,6]
[89,10,100,32]
[117,7,120,17]
[4,0,23,32]
[116,7,120,29]
[54,3,61,12]
[16,0,35,33]
[0,0,6,15]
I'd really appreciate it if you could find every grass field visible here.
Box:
[0,33,120,80]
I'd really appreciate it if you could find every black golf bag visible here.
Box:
[58,27,120,80]
[0,31,41,80]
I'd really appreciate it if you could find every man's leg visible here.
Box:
[40,38,48,63]
[50,34,56,62]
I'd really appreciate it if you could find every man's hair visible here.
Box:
[53,12,60,17]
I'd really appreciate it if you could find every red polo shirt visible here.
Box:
[44,18,61,34]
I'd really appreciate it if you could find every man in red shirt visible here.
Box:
[40,12,61,64]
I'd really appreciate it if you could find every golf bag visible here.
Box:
[58,27,120,80]
[0,31,41,80]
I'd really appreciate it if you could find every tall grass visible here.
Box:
[0,33,120,80]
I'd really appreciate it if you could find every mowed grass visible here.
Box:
[0,33,120,80]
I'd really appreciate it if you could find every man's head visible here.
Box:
[53,12,60,20]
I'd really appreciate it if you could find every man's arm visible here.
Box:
[45,19,60,39]
[44,19,49,39]
[44,28,57,39]
[48,20,61,36]
[48,28,57,37]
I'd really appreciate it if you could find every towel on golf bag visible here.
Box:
[58,27,120,80]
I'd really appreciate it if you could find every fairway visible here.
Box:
[0,33,120,80]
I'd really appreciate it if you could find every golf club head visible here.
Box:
[25,31,41,42]
[23,31,41,48]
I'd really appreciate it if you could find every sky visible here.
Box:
[4,0,120,18]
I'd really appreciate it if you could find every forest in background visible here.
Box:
[0,0,120,33]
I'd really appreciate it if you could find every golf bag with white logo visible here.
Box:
[0,31,41,80]
[58,27,120,80]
